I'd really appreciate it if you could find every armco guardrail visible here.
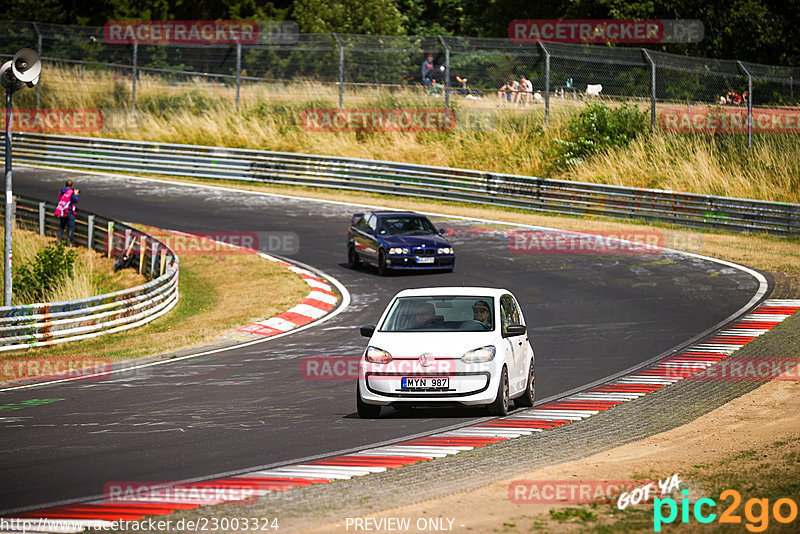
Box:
[0,194,179,352]
[5,132,800,236]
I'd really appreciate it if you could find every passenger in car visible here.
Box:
[472,300,493,329]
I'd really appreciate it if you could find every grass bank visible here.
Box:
[14,65,800,203]
[0,227,309,379]
[1,226,144,304]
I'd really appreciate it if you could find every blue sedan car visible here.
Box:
[347,211,455,275]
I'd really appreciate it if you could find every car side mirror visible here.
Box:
[503,324,526,337]
[438,228,446,235]
[360,325,376,337]
[366,229,375,236]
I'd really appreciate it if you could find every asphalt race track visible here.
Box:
[0,166,764,514]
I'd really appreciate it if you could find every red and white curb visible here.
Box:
[233,255,340,339]
[3,299,797,531]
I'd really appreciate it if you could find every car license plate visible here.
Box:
[416,256,435,264]
[401,377,449,390]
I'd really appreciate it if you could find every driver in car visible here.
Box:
[472,300,492,329]
[412,302,437,329]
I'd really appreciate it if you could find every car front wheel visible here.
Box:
[348,246,361,269]
[357,383,381,419]
[377,249,390,276]
[488,366,509,416]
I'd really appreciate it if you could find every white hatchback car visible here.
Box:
[356,287,535,418]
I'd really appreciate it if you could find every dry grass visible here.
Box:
[569,129,800,203]
[18,65,800,203]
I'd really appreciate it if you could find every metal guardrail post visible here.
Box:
[439,36,450,109]
[38,201,46,235]
[87,214,94,249]
[151,242,158,278]
[235,42,242,109]
[107,221,114,257]
[642,49,657,128]
[333,33,344,109]
[538,42,550,123]
[138,235,145,274]
[131,41,138,115]
[4,91,12,306]
[737,61,754,148]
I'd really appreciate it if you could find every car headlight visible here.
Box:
[365,346,393,364]
[388,247,410,255]
[437,247,454,255]
[461,345,496,363]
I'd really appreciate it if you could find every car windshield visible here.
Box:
[380,296,495,332]
[378,215,437,236]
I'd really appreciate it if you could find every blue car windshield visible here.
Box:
[380,296,494,332]
[378,216,437,236]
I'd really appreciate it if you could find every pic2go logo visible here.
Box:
[654,489,798,532]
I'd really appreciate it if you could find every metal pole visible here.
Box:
[737,61,753,148]
[235,42,241,109]
[38,201,45,235]
[87,214,95,250]
[538,42,550,123]
[131,41,138,115]
[642,49,656,127]
[439,36,450,109]
[4,89,13,305]
[33,22,42,109]
[333,34,344,109]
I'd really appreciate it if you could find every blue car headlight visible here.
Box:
[437,247,454,255]
[388,247,410,255]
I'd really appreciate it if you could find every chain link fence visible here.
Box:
[2,20,799,141]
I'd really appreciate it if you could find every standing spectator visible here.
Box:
[516,75,533,104]
[741,91,749,106]
[497,77,519,103]
[55,180,79,246]
[421,55,435,86]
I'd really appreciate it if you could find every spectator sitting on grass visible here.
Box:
[516,75,533,104]
[497,77,519,103]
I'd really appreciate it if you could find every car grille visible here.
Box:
[412,247,436,256]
